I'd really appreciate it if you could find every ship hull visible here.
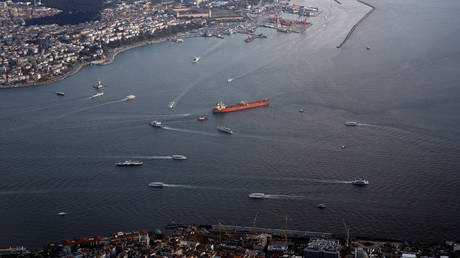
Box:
[213,99,269,113]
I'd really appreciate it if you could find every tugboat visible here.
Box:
[150,121,165,128]
[148,182,165,187]
[217,126,233,135]
[344,121,358,126]
[197,115,208,121]
[248,193,265,199]
[56,92,65,96]
[172,155,187,160]
[192,57,200,63]
[351,178,369,186]
[116,160,143,166]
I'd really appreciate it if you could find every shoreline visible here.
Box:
[0,36,172,90]
[336,0,376,48]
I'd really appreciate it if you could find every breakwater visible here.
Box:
[336,0,376,48]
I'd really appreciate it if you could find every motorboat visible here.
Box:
[169,101,175,110]
[171,155,187,160]
[344,121,358,126]
[150,121,165,128]
[248,193,265,199]
[217,126,233,134]
[56,92,65,96]
[126,95,136,100]
[197,116,208,121]
[58,212,68,216]
[317,203,327,209]
[227,77,233,83]
[192,56,200,63]
[298,108,304,113]
[148,182,165,187]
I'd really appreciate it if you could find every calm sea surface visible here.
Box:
[1,0,460,248]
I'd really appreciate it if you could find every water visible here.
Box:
[1,0,460,248]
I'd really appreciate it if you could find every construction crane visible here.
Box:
[342,219,350,248]
[265,210,290,244]
[253,211,259,235]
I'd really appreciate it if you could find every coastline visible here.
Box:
[336,0,376,48]
[0,36,171,90]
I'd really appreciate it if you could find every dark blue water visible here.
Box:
[1,0,460,248]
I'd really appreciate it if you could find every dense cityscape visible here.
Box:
[2,223,459,257]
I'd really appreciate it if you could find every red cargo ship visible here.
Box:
[212,99,269,113]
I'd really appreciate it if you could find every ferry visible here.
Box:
[116,160,143,166]
[197,115,208,121]
[213,99,269,113]
[150,120,165,128]
[93,80,104,89]
[126,95,136,100]
[90,92,104,99]
[248,193,265,199]
[56,92,65,96]
[217,126,233,135]
[172,155,187,160]
[148,182,165,187]
[227,77,233,83]
[192,56,200,63]
[351,178,369,186]
[344,121,358,126]
[169,101,175,110]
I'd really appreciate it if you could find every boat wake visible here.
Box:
[162,126,217,137]
[218,174,352,185]
[159,184,196,189]
[55,97,129,120]
[262,194,305,200]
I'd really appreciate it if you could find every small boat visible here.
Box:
[340,145,346,149]
[197,115,208,121]
[217,126,233,135]
[93,80,104,89]
[245,35,255,43]
[298,108,304,113]
[116,160,143,166]
[192,56,200,63]
[169,101,175,110]
[172,154,187,160]
[90,92,104,99]
[150,120,165,128]
[58,212,68,216]
[227,77,233,83]
[126,95,136,100]
[366,46,371,50]
[56,92,65,96]
[148,182,165,187]
[317,203,327,209]
[248,193,265,199]
[176,38,184,43]
[344,121,358,126]
[351,178,369,186]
